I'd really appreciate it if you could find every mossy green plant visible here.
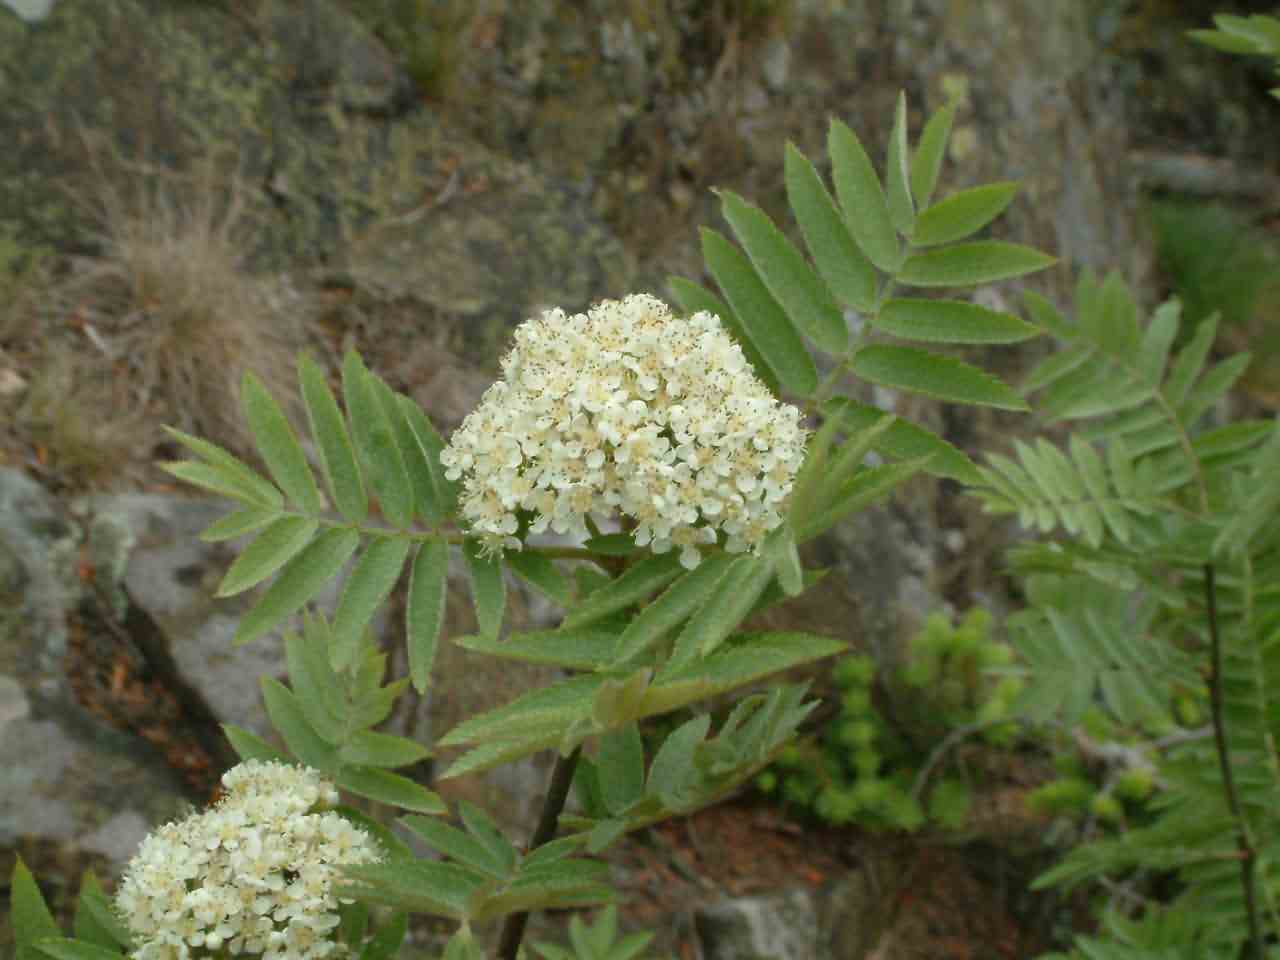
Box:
[757,607,1022,832]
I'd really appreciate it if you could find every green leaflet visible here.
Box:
[299,353,368,524]
[343,351,413,529]
[197,505,278,543]
[874,297,1039,344]
[911,182,1019,247]
[235,527,361,645]
[610,552,737,666]
[582,534,638,557]
[898,242,1055,287]
[851,344,1029,410]
[222,723,289,762]
[885,92,915,236]
[440,674,605,749]
[30,939,124,960]
[462,539,505,642]
[340,860,485,919]
[458,801,518,877]
[828,118,900,272]
[163,427,283,508]
[332,536,413,671]
[561,553,685,631]
[1136,300,1181,389]
[242,371,322,515]
[667,275,781,396]
[825,397,982,484]
[216,516,318,597]
[11,857,61,951]
[700,228,819,396]
[792,412,897,532]
[73,873,130,951]
[646,714,712,807]
[397,397,460,523]
[796,460,930,543]
[591,668,653,732]
[663,555,776,675]
[783,143,876,312]
[1092,270,1142,357]
[645,632,847,715]
[1021,289,1073,338]
[160,459,280,510]
[454,628,618,671]
[1165,313,1218,407]
[357,914,408,960]
[1179,353,1252,427]
[909,99,956,208]
[401,816,510,880]
[261,677,341,770]
[596,723,645,816]
[505,550,574,607]
[285,624,346,745]
[336,767,447,814]
[718,189,848,355]
[339,730,430,768]
[406,541,449,693]
[473,859,613,921]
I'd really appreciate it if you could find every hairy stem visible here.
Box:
[495,746,583,960]
[1204,563,1264,959]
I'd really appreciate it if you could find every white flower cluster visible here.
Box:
[440,294,808,569]
[115,761,381,960]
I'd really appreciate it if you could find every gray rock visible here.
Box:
[1,0,54,23]
[0,470,188,867]
[696,888,820,960]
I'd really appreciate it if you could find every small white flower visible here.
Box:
[116,761,381,960]
[441,294,808,565]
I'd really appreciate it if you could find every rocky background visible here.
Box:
[1,1,1279,957]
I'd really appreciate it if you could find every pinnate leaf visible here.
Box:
[784,143,876,311]
[828,118,900,272]
[235,527,361,645]
[343,352,413,528]
[336,767,447,814]
[851,344,1029,410]
[910,99,956,208]
[299,354,367,523]
[885,92,915,235]
[718,190,848,354]
[332,536,412,671]
[463,540,505,642]
[407,541,449,693]
[875,298,1038,344]
[700,228,818,396]
[163,427,282,507]
[216,516,319,598]
[898,242,1055,287]
[242,371,321,514]
[911,182,1019,246]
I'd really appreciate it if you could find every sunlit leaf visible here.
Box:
[784,143,876,312]
[719,190,848,354]
[851,345,1029,410]
[911,182,1019,247]
[828,118,900,272]
[216,516,319,598]
[332,536,412,671]
[235,527,361,645]
[407,541,449,693]
[898,242,1055,287]
[700,228,819,396]
[242,371,321,514]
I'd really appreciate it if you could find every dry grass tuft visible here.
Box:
[16,351,143,488]
[64,160,304,459]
